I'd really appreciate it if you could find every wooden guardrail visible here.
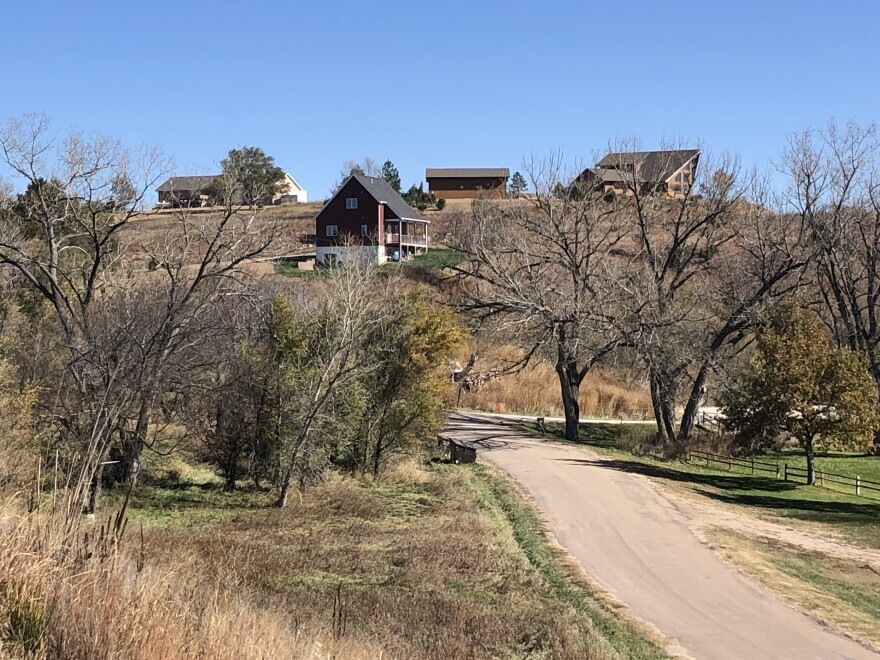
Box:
[687,449,880,499]
[437,435,477,464]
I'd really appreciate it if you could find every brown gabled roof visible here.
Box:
[156,175,218,193]
[425,168,510,179]
[594,149,700,183]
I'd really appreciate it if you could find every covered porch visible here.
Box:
[384,218,429,260]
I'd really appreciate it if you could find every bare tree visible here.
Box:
[450,156,626,440]
[116,192,280,485]
[604,143,811,444]
[782,121,880,446]
[331,157,380,193]
[0,115,166,511]
[0,115,279,511]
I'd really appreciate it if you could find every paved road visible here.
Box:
[445,412,878,660]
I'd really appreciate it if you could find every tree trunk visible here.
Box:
[556,358,580,442]
[275,441,303,508]
[660,397,677,444]
[122,402,150,486]
[649,369,667,443]
[372,436,383,476]
[86,463,104,515]
[679,364,709,441]
[224,453,238,492]
[275,469,291,508]
[805,437,816,485]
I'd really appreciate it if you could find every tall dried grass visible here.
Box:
[462,359,652,420]
[0,496,379,659]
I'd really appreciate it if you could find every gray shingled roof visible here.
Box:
[594,150,699,183]
[156,175,218,192]
[425,168,510,179]
[341,174,426,222]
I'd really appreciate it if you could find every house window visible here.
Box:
[346,197,358,209]
[325,224,338,237]
[360,224,368,236]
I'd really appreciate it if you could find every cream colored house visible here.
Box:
[274,172,308,204]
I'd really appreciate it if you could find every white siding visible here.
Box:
[316,246,386,267]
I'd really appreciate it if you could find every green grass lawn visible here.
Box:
[408,247,464,268]
[528,421,880,549]
[387,247,464,270]
[767,449,880,485]
[274,262,330,278]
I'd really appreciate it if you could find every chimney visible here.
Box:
[377,201,385,241]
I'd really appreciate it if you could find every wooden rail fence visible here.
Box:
[688,450,781,478]
[686,450,880,500]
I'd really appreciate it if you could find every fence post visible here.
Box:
[857,475,861,496]
[751,457,755,475]
[819,472,824,487]
[728,455,732,471]
[776,463,780,479]
[784,463,788,482]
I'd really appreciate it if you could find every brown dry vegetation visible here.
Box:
[95,461,664,660]
[0,457,666,659]
[0,503,378,659]
[456,345,652,419]
[121,202,323,267]
[462,366,652,419]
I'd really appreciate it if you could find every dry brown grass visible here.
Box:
[0,497,379,659]
[0,452,666,659]
[111,461,663,659]
[121,202,322,269]
[461,356,652,420]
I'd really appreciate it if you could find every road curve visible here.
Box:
[445,412,878,660]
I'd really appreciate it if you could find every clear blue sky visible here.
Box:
[3,0,878,199]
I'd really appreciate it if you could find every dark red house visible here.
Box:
[425,168,509,199]
[315,174,429,267]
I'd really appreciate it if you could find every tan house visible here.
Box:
[275,173,308,204]
[577,149,700,198]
